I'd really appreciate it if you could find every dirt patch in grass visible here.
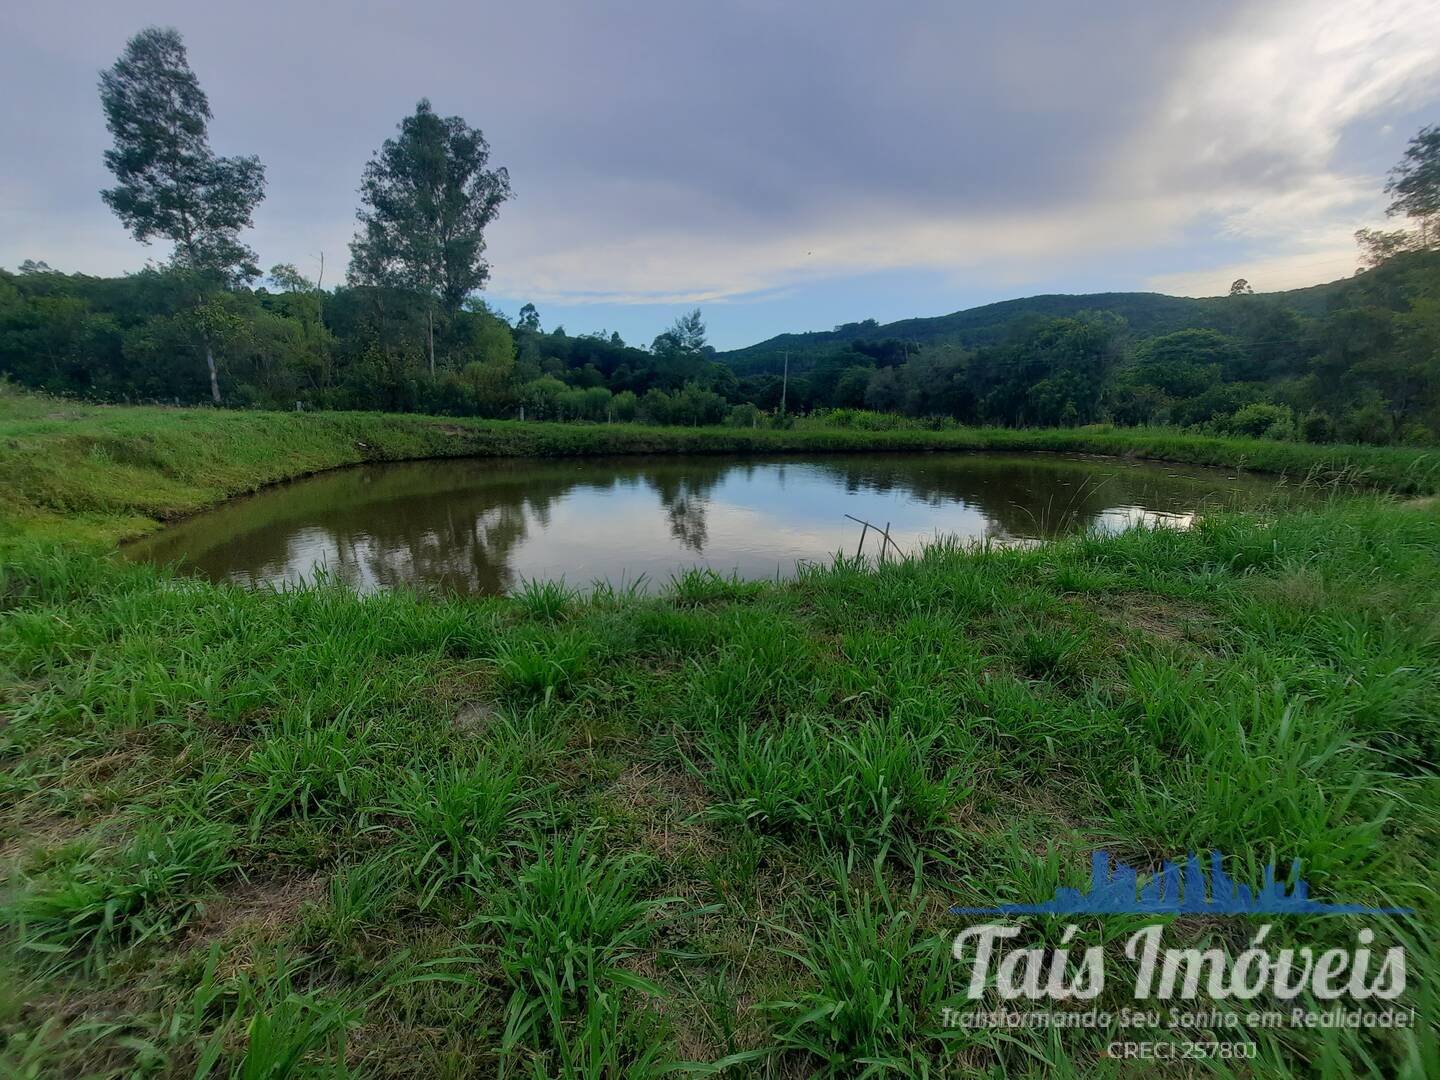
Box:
[0,816,79,870]
[1093,591,1219,648]
[187,872,326,947]
[986,783,1094,841]
[60,747,144,788]
[0,809,128,871]
[627,946,774,1067]
[14,981,153,1043]
[609,761,719,864]
[451,700,499,734]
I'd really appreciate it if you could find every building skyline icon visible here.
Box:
[950,851,1412,916]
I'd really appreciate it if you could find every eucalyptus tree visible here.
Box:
[98,26,266,402]
[1387,125,1440,249]
[349,100,512,376]
[649,308,710,389]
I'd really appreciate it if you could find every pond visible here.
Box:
[124,453,1286,596]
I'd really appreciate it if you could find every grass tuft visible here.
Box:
[7,820,236,967]
[482,833,672,1068]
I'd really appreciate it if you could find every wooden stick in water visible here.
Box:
[843,514,871,561]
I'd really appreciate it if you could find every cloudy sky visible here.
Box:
[3,1,1438,349]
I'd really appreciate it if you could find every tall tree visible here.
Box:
[649,308,711,389]
[1386,125,1440,249]
[668,308,707,353]
[350,100,512,376]
[99,26,266,401]
[1355,227,1418,269]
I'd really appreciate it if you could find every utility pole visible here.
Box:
[780,350,789,418]
[315,252,330,388]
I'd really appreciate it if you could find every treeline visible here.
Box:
[4,248,1440,443]
[770,250,1440,444]
[0,25,761,428]
[0,266,749,424]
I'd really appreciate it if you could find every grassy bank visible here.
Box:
[2,387,1439,1076]
[5,503,1439,1076]
[4,386,1439,545]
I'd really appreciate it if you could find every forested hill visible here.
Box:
[718,279,1347,375]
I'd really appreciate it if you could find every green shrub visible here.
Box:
[1339,401,1393,445]
[1227,402,1294,439]
[1300,408,1336,444]
[725,402,763,428]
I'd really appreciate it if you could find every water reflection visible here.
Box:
[124,453,1285,595]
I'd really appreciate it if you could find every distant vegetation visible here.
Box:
[745,249,1440,445]
[719,284,1338,373]
[8,252,1440,446]
[2,27,1439,448]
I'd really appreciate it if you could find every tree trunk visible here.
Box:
[205,338,221,404]
[427,307,435,378]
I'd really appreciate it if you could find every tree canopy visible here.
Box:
[99,27,265,284]
[349,100,512,374]
[1386,125,1440,246]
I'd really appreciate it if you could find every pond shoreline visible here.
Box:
[108,448,1250,551]
[3,389,1436,547]
[121,452,1287,596]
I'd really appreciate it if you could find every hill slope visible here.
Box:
[718,277,1349,375]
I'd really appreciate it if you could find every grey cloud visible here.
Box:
[1,0,1434,302]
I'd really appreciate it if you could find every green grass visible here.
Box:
[2,388,1439,1075]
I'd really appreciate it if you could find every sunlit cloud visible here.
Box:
[488,0,1440,305]
[1145,236,1364,298]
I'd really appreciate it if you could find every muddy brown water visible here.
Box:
[124,453,1289,596]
